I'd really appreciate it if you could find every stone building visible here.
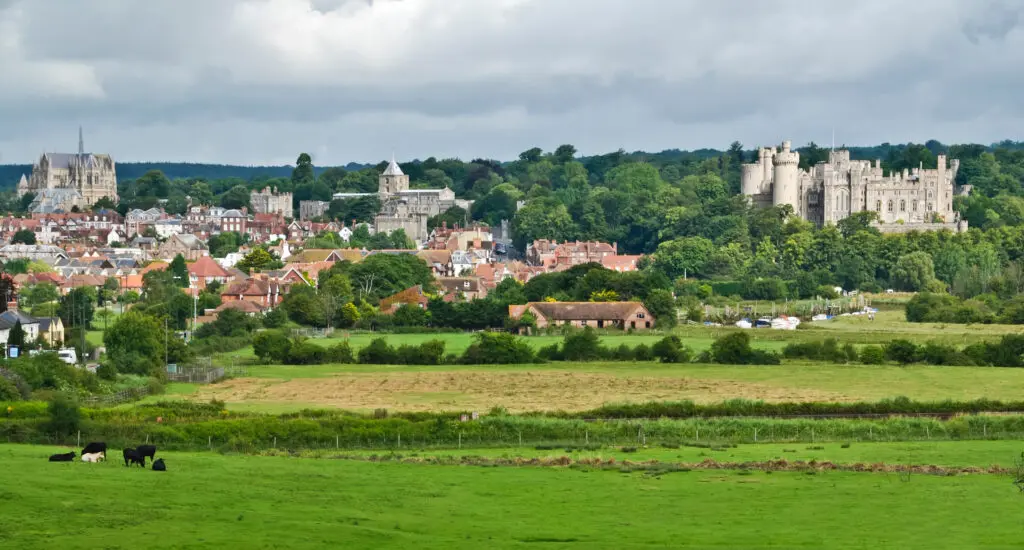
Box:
[250,187,293,218]
[299,200,329,220]
[330,156,457,243]
[741,140,969,233]
[19,128,117,212]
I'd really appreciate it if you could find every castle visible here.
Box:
[333,156,458,242]
[18,128,118,213]
[250,187,293,218]
[741,141,970,233]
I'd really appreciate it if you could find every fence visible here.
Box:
[81,387,150,407]
[166,366,225,384]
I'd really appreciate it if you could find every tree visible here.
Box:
[236,248,277,273]
[11,229,36,245]
[103,311,165,375]
[292,153,315,186]
[652,237,714,280]
[253,330,292,363]
[891,251,937,291]
[23,283,59,308]
[8,321,25,349]
[169,254,189,287]
[58,287,96,330]
[643,289,678,328]
[220,185,251,210]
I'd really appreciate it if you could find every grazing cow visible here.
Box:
[48,451,75,462]
[151,458,166,471]
[122,448,144,468]
[81,452,105,463]
[81,442,107,456]
[135,444,157,466]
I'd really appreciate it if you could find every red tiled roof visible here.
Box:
[188,256,230,278]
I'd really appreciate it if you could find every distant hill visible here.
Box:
[0,161,372,190]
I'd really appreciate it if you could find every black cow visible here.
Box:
[81,442,107,456]
[135,444,157,466]
[48,451,75,462]
[122,448,144,468]
[151,458,166,471]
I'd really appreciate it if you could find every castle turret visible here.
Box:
[740,163,761,196]
[772,141,800,211]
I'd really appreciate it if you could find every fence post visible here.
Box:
[696,427,699,441]
[585,431,589,444]
[273,436,277,448]
[458,432,462,449]
[336,435,339,449]
[77,430,81,447]
[146,434,150,444]
[518,431,522,447]
[398,432,401,448]
[811,428,815,442]
[754,428,758,442]
[208,436,212,450]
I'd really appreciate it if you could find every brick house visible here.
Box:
[508,301,654,331]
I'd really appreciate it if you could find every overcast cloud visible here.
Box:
[0,0,1022,166]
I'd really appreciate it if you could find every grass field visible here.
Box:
[2,443,1022,549]
[181,361,1024,413]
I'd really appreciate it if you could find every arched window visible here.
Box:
[887,200,894,212]
[875,200,882,212]
[900,200,906,212]
[912,201,918,212]
[927,203,933,211]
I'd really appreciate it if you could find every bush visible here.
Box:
[253,330,292,363]
[96,362,118,381]
[536,344,562,361]
[859,345,885,365]
[324,342,354,364]
[632,344,653,361]
[613,344,634,361]
[46,393,81,436]
[709,332,779,365]
[460,332,538,364]
[395,340,446,365]
[287,342,327,365]
[884,339,920,365]
[561,328,605,361]
[358,338,398,364]
[651,336,692,363]
[0,377,20,401]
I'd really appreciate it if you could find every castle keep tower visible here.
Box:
[772,141,800,212]
[378,155,410,197]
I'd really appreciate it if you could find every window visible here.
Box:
[900,200,906,212]
[887,200,894,212]
[927,203,933,211]
[875,200,882,211]
[913,201,918,212]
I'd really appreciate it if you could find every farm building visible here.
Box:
[508,301,654,331]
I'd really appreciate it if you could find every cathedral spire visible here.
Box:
[78,126,84,156]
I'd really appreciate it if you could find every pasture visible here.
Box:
[1,444,1022,549]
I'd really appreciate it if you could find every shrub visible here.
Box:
[324,342,355,364]
[613,344,634,361]
[561,328,605,361]
[358,338,398,365]
[460,332,538,364]
[884,339,920,365]
[396,340,446,365]
[287,342,327,365]
[46,393,80,436]
[859,345,885,365]
[632,344,653,361]
[651,336,692,363]
[0,377,20,401]
[709,332,779,365]
[96,362,118,381]
[536,344,562,361]
[920,342,969,366]
[253,330,292,364]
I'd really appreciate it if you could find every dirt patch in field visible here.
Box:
[191,371,849,412]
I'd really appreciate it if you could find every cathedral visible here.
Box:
[741,140,970,233]
[18,128,118,213]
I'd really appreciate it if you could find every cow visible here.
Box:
[151,458,166,471]
[81,452,105,463]
[81,442,107,456]
[48,451,75,462]
[122,448,145,468]
[135,444,157,467]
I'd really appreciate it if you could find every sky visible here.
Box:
[0,0,1022,166]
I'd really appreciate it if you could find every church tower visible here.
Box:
[378,155,409,197]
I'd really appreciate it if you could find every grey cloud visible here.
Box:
[0,0,1021,165]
